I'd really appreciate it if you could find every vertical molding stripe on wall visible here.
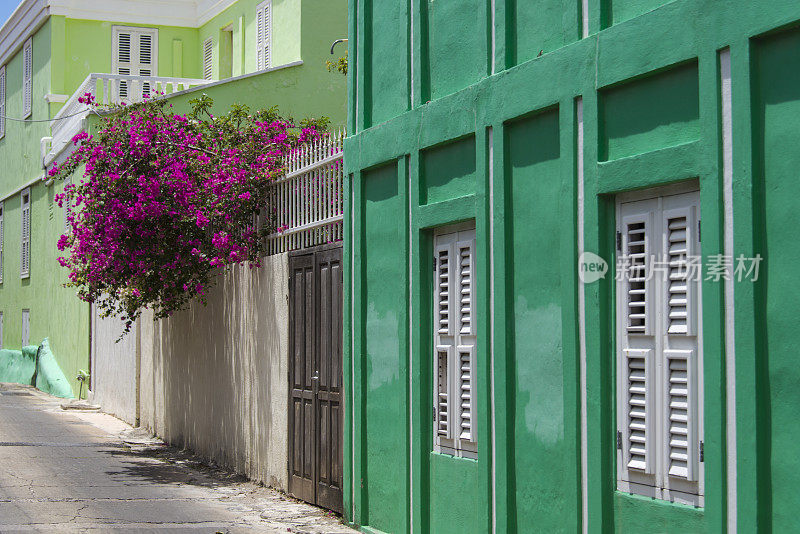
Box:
[576,97,588,534]
[581,0,589,39]
[487,126,496,534]
[720,47,737,533]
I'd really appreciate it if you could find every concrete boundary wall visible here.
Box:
[92,253,290,490]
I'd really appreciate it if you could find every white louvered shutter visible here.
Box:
[22,39,32,119]
[616,199,658,491]
[617,190,703,506]
[664,349,697,481]
[113,27,158,101]
[256,1,272,70]
[0,66,6,139]
[20,189,30,279]
[661,192,702,500]
[622,212,653,335]
[0,201,4,283]
[434,226,476,458]
[622,348,654,474]
[203,38,213,80]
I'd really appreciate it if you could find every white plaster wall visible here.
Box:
[90,307,138,425]
[140,253,290,490]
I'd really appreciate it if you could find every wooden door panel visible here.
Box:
[288,254,315,504]
[315,248,343,513]
[288,246,343,513]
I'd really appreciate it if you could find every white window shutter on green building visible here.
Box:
[20,189,30,279]
[22,39,32,119]
[616,190,703,506]
[434,226,477,459]
[0,66,6,139]
[202,37,213,80]
[256,0,272,70]
[113,27,158,99]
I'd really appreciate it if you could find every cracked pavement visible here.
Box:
[0,383,358,533]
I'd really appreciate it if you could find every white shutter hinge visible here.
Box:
[700,440,704,462]
[616,231,622,252]
[616,430,622,450]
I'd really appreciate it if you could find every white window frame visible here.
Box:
[0,65,6,139]
[433,222,477,460]
[20,188,30,279]
[0,311,3,349]
[615,184,704,507]
[112,26,158,101]
[256,0,272,71]
[22,38,32,119]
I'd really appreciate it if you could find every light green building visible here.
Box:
[0,0,345,397]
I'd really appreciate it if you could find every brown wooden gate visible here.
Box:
[288,245,344,513]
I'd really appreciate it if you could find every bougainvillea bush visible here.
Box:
[50,93,326,332]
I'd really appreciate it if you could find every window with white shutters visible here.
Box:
[0,201,4,283]
[112,27,158,101]
[433,224,477,459]
[616,189,703,506]
[20,189,30,279]
[203,37,214,80]
[22,39,32,119]
[256,0,272,71]
[0,65,6,139]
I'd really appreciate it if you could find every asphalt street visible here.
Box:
[0,383,356,533]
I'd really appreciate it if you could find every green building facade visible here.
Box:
[343,0,800,532]
[0,0,346,397]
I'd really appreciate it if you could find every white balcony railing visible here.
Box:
[47,73,210,165]
[266,129,345,254]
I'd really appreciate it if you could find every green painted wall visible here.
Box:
[198,0,302,80]
[167,0,347,127]
[0,20,52,192]
[361,161,408,532]
[752,26,800,533]
[345,0,800,532]
[53,16,202,96]
[0,20,87,398]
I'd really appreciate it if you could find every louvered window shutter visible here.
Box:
[0,202,4,284]
[661,194,702,497]
[22,39,32,119]
[0,66,6,139]
[617,190,703,505]
[113,27,158,101]
[139,33,153,96]
[20,190,30,279]
[203,38,214,80]
[622,212,653,335]
[665,349,698,481]
[256,1,272,70]
[622,348,654,474]
[433,226,477,458]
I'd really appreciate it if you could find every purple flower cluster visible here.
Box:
[51,96,323,332]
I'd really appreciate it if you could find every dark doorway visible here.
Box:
[288,245,344,513]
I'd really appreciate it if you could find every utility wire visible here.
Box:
[0,108,99,123]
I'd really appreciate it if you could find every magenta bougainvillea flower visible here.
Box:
[50,93,327,333]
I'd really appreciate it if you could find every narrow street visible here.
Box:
[0,383,357,533]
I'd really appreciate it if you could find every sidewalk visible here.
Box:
[0,382,358,533]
